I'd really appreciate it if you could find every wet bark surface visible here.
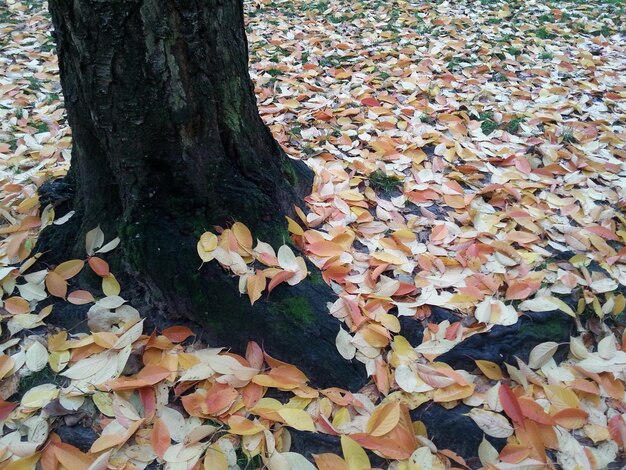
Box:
[42,0,365,390]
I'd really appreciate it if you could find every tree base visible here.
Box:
[36,179,366,390]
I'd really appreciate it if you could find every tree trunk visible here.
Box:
[43,0,364,389]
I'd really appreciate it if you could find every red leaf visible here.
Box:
[361,97,381,107]
[0,400,17,421]
[499,383,526,430]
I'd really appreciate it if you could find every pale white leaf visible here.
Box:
[468,408,514,438]
[96,237,121,254]
[25,340,48,372]
[281,452,317,470]
[277,245,299,272]
[86,226,105,256]
[528,342,559,369]
[335,328,356,360]
[478,436,499,466]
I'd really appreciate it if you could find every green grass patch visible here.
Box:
[479,112,498,135]
[560,127,576,143]
[506,117,524,135]
[506,46,522,56]
[535,27,556,39]
[369,170,403,192]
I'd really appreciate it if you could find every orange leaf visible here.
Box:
[106,365,170,391]
[505,231,539,245]
[46,271,67,299]
[242,382,264,408]
[4,296,30,314]
[499,444,530,464]
[505,282,535,300]
[88,256,110,277]
[227,415,265,436]
[41,437,59,470]
[598,373,625,400]
[313,453,350,470]
[54,441,95,470]
[151,417,171,458]
[518,397,555,425]
[267,270,295,293]
[247,272,266,305]
[431,224,448,241]
[67,290,94,305]
[138,365,172,385]
[162,326,194,343]
[552,408,588,429]
[499,383,526,430]
[205,383,238,415]
[351,404,417,460]
[90,419,144,453]
[366,402,400,437]
[306,240,343,257]
[245,341,264,369]
[608,415,626,447]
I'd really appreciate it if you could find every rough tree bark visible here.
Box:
[42,0,364,389]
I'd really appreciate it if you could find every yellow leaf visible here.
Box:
[286,216,304,236]
[232,222,253,249]
[2,453,40,470]
[340,435,370,470]
[49,350,70,373]
[552,297,576,317]
[475,360,503,380]
[204,447,228,470]
[54,259,85,280]
[371,251,407,265]
[197,232,218,262]
[544,385,580,410]
[92,391,114,417]
[332,407,351,428]
[102,273,121,296]
[613,294,626,315]
[277,408,316,432]
[21,383,58,409]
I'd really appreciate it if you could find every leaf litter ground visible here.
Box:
[1,0,626,468]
